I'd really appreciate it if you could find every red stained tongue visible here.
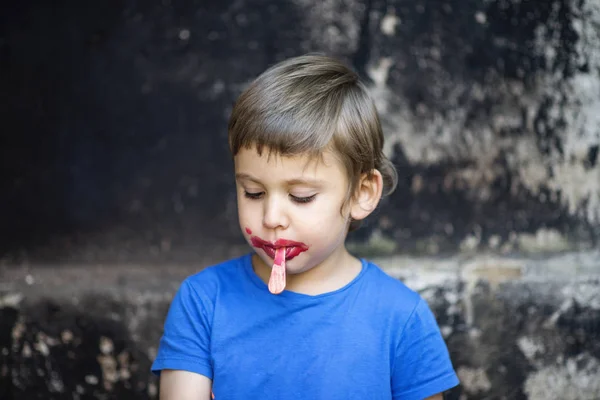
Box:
[268,247,286,294]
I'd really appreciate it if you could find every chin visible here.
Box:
[284,264,311,275]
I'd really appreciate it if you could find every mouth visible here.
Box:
[249,236,308,261]
[261,245,304,261]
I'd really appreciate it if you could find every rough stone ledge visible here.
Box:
[375,250,600,400]
[1,250,599,399]
[374,250,600,290]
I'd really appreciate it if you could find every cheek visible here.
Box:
[238,210,256,242]
[236,197,256,225]
[237,202,267,236]
[296,201,347,234]
[237,203,254,223]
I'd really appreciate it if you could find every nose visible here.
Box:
[262,195,289,230]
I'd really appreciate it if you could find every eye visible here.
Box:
[290,194,317,204]
[244,191,264,200]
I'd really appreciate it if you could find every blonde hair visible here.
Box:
[228,54,397,230]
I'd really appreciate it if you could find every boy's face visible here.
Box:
[234,146,353,276]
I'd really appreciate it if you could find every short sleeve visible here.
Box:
[151,278,214,379]
[391,299,459,400]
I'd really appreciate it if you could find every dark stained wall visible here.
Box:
[2,3,600,399]
[1,0,599,264]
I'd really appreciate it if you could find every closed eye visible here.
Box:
[290,194,316,204]
[244,191,264,200]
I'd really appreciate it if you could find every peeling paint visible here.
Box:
[362,0,600,240]
[293,0,362,54]
[517,336,546,363]
[148,382,157,397]
[4,0,599,264]
[524,354,600,400]
[462,258,523,290]
[456,366,492,394]
[517,228,571,253]
[11,320,25,341]
[34,338,49,357]
[0,293,23,308]
[474,11,487,25]
[367,57,393,88]
[97,354,118,391]
[461,258,523,326]
[61,329,73,344]
[1,255,599,399]
[380,12,400,36]
[22,343,32,358]
[561,283,600,310]
[49,372,64,393]
[99,336,114,355]
[549,162,600,223]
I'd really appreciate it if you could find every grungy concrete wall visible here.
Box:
[1,0,599,263]
[1,251,599,399]
[366,0,600,255]
[1,0,600,399]
[377,251,600,399]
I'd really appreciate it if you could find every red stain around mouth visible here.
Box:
[245,227,252,235]
[250,236,308,261]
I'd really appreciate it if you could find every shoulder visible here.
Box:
[186,253,249,285]
[362,260,422,312]
[178,253,251,299]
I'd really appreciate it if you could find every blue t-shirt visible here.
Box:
[152,254,459,399]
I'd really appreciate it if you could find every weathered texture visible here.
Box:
[2,0,600,398]
[1,0,599,263]
[2,252,600,399]
[0,300,159,399]
[365,0,600,254]
[377,251,600,400]
[0,265,181,399]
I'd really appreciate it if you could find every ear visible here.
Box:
[349,169,384,222]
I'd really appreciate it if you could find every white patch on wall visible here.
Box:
[524,354,600,400]
[537,0,600,223]
[366,0,600,225]
[457,366,492,394]
[293,0,363,55]
[517,336,546,364]
[380,11,400,36]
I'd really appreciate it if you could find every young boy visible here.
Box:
[152,54,459,399]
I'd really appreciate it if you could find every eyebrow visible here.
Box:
[235,173,325,186]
